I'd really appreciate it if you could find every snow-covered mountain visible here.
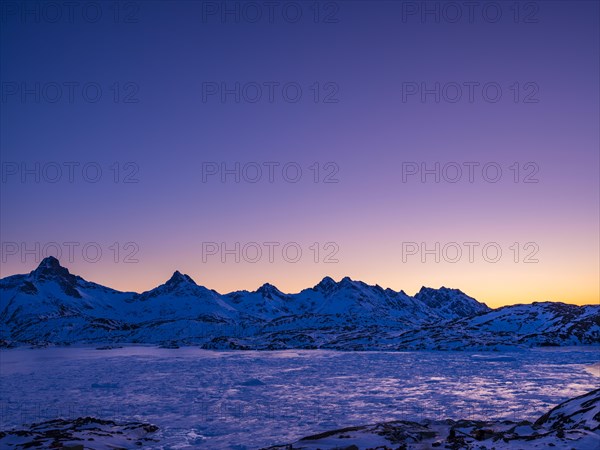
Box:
[1,257,598,349]
[415,286,490,319]
[0,256,135,343]
[384,301,600,350]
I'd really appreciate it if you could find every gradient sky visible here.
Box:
[1,1,598,308]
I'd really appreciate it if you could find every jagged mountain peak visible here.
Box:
[22,256,83,299]
[417,285,463,295]
[415,285,490,318]
[31,256,71,279]
[313,276,337,292]
[256,283,281,295]
[339,276,360,288]
[1,259,598,348]
[415,286,474,300]
[136,270,215,303]
[165,271,196,286]
[38,256,61,269]
[29,257,81,297]
[312,275,366,295]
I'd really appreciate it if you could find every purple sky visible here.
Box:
[1,1,598,307]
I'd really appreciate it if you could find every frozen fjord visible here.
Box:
[0,346,598,449]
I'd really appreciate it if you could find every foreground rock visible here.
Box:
[0,417,159,449]
[263,388,600,449]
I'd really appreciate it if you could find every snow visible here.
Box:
[0,347,598,449]
[2,258,598,350]
[1,259,599,447]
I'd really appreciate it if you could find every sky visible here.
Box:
[0,1,598,308]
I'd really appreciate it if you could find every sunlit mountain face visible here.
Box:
[1,1,598,449]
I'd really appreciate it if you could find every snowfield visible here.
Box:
[0,346,598,449]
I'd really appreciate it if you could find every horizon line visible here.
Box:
[1,256,596,309]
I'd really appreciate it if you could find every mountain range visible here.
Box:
[1,257,598,349]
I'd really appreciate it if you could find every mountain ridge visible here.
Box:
[1,257,598,349]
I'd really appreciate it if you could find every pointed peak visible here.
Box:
[166,271,196,286]
[32,256,71,279]
[37,256,61,270]
[314,276,337,291]
[257,282,277,291]
[341,276,353,283]
[417,286,436,295]
[256,282,283,297]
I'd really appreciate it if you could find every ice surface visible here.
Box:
[0,347,598,449]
